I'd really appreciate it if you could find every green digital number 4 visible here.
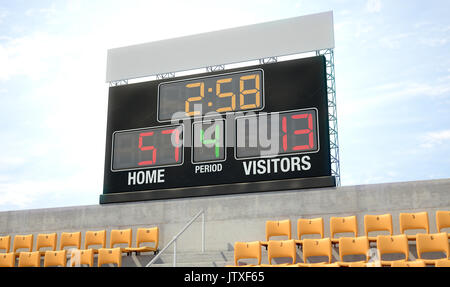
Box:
[200,124,221,158]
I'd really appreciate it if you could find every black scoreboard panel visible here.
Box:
[101,56,335,204]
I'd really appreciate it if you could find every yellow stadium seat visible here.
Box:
[60,232,81,250]
[435,259,450,267]
[44,250,67,267]
[267,239,296,265]
[98,247,122,267]
[416,232,449,265]
[110,228,132,253]
[13,234,33,258]
[233,241,261,266]
[36,233,57,257]
[84,230,106,254]
[300,238,332,266]
[0,235,11,253]
[376,234,409,266]
[18,251,40,267]
[348,261,367,267]
[0,253,15,267]
[391,259,426,267]
[124,227,159,255]
[295,218,324,248]
[261,219,291,248]
[70,248,94,267]
[436,211,450,239]
[330,216,358,245]
[337,236,370,267]
[399,212,429,241]
[364,214,393,244]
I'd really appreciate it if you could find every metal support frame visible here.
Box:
[316,48,341,186]
[259,56,278,64]
[206,65,225,72]
[109,79,128,87]
[156,72,176,79]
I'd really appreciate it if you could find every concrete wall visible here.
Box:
[0,178,449,253]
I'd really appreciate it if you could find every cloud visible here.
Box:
[420,130,450,149]
[365,0,382,13]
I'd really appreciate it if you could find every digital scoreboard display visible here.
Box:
[101,56,335,204]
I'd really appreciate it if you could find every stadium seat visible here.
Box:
[300,238,332,266]
[84,230,106,254]
[70,248,94,267]
[267,239,296,265]
[348,261,367,267]
[43,250,67,267]
[0,235,11,253]
[435,259,450,267]
[337,236,370,267]
[364,214,393,244]
[36,233,57,256]
[295,218,324,248]
[330,216,358,245]
[98,247,122,267]
[110,228,132,254]
[0,253,15,267]
[391,259,426,267]
[18,251,40,267]
[416,232,449,265]
[436,211,450,239]
[399,212,429,241]
[376,234,409,266]
[261,219,291,248]
[60,231,82,250]
[13,234,33,258]
[124,227,159,255]
[232,241,261,266]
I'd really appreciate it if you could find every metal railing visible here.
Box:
[146,209,205,267]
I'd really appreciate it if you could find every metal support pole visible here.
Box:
[173,240,177,267]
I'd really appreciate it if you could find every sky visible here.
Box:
[0,0,449,211]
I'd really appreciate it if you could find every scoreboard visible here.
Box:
[100,55,335,204]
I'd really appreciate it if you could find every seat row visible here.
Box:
[0,227,159,267]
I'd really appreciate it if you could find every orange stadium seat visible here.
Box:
[110,228,132,253]
[267,239,296,265]
[337,236,370,267]
[348,261,367,267]
[36,233,57,256]
[295,218,324,248]
[399,212,429,241]
[70,248,94,267]
[261,219,291,248]
[13,234,33,258]
[124,227,159,255]
[364,214,393,244]
[98,247,122,267]
[416,232,449,265]
[232,241,261,266]
[60,231,82,250]
[391,259,426,267]
[300,238,332,266]
[0,253,15,267]
[0,235,11,253]
[43,250,67,267]
[18,251,40,267]
[376,234,409,266]
[84,230,106,254]
[435,259,450,267]
[436,211,450,239]
[330,216,358,245]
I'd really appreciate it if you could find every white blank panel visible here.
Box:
[106,11,334,82]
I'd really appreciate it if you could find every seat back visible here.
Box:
[297,218,324,240]
[399,212,429,235]
[0,253,15,267]
[302,238,332,264]
[436,211,450,233]
[37,233,57,252]
[13,234,33,253]
[330,216,357,239]
[137,227,159,249]
[338,236,370,262]
[110,228,132,248]
[98,247,122,267]
[391,260,426,267]
[60,232,81,250]
[18,251,40,267]
[364,214,393,236]
[70,249,94,267]
[44,250,67,267]
[0,235,11,253]
[234,241,261,266]
[416,232,449,260]
[84,230,106,249]
[267,240,296,264]
[376,234,409,261]
[266,219,291,241]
